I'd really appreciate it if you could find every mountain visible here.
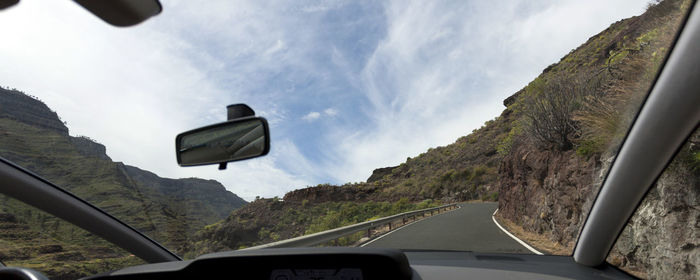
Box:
[188,1,697,279]
[0,87,246,260]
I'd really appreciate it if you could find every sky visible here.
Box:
[0,0,651,201]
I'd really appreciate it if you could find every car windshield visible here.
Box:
[0,0,696,279]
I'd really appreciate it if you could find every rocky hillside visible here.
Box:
[495,1,697,279]
[0,87,246,256]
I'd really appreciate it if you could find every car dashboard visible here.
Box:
[78,248,633,280]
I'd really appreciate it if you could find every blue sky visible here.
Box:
[0,0,650,200]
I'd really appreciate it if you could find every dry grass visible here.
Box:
[496,214,648,278]
[493,214,572,255]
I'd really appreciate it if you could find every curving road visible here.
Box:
[362,202,533,254]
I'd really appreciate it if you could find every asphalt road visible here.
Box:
[362,202,532,254]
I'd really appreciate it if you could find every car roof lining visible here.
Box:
[0,158,180,263]
[573,0,700,266]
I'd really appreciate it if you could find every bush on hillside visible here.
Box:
[520,77,584,150]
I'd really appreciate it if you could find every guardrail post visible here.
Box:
[367,228,371,238]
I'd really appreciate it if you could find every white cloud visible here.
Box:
[301,108,338,122]
[324,108,339,117]
[264,40,287,57]
[302,111,321,121]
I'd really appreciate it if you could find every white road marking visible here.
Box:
[491,208,543,255]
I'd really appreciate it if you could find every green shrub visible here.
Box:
[440,170,456,182]
[497,123,523,156]
[472,166,488,177]
[575,140,599,158]
[482,192,498,201]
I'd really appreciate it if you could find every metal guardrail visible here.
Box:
[245,203,459,250]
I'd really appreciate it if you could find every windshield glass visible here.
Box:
[0,0,695,279]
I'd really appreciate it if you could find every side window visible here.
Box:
[607,129,699,279]
[0,193,145,280]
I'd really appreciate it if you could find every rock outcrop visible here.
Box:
[497,141,601,248]
[366,166,396,183]
[0,88,68,135]
[69,136,111,160]
[283,184,375,203]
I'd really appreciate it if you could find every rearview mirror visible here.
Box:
[176,117,270,167]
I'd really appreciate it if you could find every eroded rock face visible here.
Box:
[497,140,600,248]
[69,136,110,160]
[499,135,699,279]
[283,185,376,203]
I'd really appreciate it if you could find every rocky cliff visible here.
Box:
[283,184,376,203]
[69,136,110,160]
[123,165,247,219]
[497,140,602,249]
